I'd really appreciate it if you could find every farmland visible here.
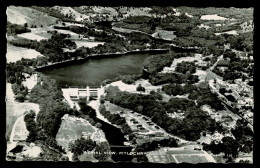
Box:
[6,44,43,63]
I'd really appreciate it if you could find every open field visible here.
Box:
[215,30,238,36]
[6,44,42,63]
[176,7,253,20]
[174,154,209,163]
[74,40,105,48]
[10,115,29,142]
[17,27,52,41]
[52,6,90,22]
[7,6,58,26]
[109,79,162,94]
[200,14,229,20]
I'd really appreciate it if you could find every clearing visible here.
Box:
[200,14,229,21]
[161,54,202,73]
[17,27,52,41]
[74,40,105,48]
[6,44,43,63]
[215,30,238,36]
[109,79,162,94]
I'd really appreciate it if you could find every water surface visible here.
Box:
[42,52,158,86]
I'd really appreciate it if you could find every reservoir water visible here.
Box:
[41,51,168,86]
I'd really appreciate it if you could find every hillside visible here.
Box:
[7,6,58,27]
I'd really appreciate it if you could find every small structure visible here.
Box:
[63,85,104,107]
[216,59,229,71]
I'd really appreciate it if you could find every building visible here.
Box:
[216,59,229,71]
[65,86,104,103]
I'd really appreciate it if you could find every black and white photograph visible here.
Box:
[4,1,254,165]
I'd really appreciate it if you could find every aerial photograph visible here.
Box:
[5,5,253,163]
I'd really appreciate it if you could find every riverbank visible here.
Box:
[35,48,169,71]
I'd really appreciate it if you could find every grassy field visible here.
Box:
[113,22,152,34]
[104,101,126,114]
[174,155,209,163]
[74,40,105,48]
[168,149,204,155]
[6,44,42,63]
[17,27,52,41]
[176,7,253,20]
[7,6,58,26]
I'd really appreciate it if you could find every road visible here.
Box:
[222,101,253,130]
[202,55,223,82]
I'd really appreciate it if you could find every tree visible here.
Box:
[94,142,111,161]
[96,122,102,128]
[222,136,239,158]
[69,137,96,155]
[136,84,145,92]
[59,156,69,161]
[72,154,79,162]
[239,160,251,163]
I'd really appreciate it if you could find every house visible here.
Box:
[142,116,149,121]
[136,124,142,128]
[130,118,136,122]
[216,59,229,71]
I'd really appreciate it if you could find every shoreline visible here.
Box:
[34,48,169,71]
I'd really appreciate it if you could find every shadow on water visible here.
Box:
[97,119,133,162]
